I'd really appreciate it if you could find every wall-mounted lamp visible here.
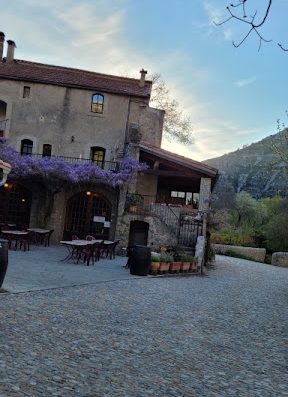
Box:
[0,160,11,187]
[86,191,92,196]
[71,136,75,143]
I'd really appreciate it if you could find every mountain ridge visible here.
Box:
[204,131,288,199]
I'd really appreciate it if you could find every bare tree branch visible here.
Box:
[149,73,194,145]
[216,1,287,52]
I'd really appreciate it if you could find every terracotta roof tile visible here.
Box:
[139,142,218,177]
[0,59,152,98]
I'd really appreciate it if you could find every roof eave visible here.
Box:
[139,145,218,178]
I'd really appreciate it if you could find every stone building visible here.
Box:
[0,32,218,252]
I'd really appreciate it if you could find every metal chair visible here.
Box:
[101,240,120,260]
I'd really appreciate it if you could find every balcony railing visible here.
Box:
[19,153,119,172]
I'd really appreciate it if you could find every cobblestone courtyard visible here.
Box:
[0,255,287,396]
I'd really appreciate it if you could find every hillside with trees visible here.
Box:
[205,130,288,199]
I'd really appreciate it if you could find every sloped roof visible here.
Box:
[0,59,152,98]
[139,143,218,178]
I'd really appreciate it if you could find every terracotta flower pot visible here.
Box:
[189,259,198,272]
[181,262,190,272]
[169,262,182,273]
[129,205,138,214]
[150,261,160,275]
[158,262,170,273]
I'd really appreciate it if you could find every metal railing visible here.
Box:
[18,153,119,171]
[125,193,204,247]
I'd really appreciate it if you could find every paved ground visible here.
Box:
[2,245,131,293]
[0,254,287,396]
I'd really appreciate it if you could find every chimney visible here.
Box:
[0,32,5,62]
[6,40,16,63]
[139,69,147,88]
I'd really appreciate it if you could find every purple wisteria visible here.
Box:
[0,138,148,189]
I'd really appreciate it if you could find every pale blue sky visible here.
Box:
[1,0,287,160]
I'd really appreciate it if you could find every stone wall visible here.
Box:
[1,79,163,160]
[212,244,266,263]
[271,252,288,267]
[115,213,177,252]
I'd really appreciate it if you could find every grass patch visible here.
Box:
[222,250,262,263]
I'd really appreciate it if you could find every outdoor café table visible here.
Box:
[60,240,114,263]
[27,228,50,245]
[60,240,95,263]
[0,230,29,250]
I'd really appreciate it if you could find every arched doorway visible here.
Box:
[0,182,32,229]
[63,191,112,240]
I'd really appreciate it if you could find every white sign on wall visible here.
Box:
[93,216,105,223]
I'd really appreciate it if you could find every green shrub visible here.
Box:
[151,253,160,262]
[159,252,174,262]
[211,229,256,247]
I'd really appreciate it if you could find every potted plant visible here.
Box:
[180,255,192,272]
[126,194,143,214]
[159,252,173,273]
[150,253,160,275]
[169,259,182,273]
[189,257,198,272]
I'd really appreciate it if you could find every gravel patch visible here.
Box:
[0,255,287,396]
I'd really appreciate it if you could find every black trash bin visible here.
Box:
[0,239,9,288]
[130,245,151,276]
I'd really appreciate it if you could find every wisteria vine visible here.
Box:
[0,138,148,189]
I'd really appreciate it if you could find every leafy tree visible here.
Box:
[261,195,284,217]
[233,191,267,229]
[211,183,235,210]
[217,1,287,51]
[264,199,288,251]
[272,113,288,166]
[149,73,193,144]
